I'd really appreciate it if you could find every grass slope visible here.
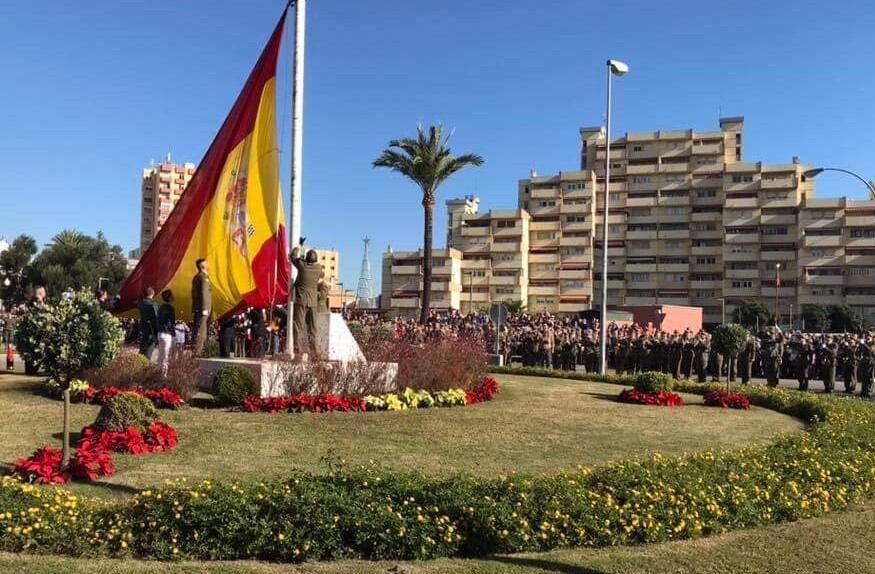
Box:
[0,373,802,500]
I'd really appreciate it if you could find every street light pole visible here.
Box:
[775,263,781,328]
[599,59,629,375]
[802,167,875,200]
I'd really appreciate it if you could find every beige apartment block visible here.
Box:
[380,248,463,317]
[446,197,531,313]
[140,156,196,252]
[312,249,340,287]
[382,117,875,325]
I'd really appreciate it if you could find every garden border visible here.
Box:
[2,367,874,563]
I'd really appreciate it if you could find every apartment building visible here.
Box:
[140,156,196,252]
[380,248,463,317]
[313,249,340,288]
[447,199,531,313]
[382,117,875,326]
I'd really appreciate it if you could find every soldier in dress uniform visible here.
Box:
[191,259,212,356]
[819,336,838,394]
[291,242,324,360]
[693,333,710,383]
[859,340,874,399]
[738,334,759,385]
[840,335,859,394]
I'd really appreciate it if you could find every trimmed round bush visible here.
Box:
[632,371,675,394]
[202,339,221,359]
[214,365,258,405]
[94,392,158,432]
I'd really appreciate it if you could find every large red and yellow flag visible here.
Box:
[117,12,289,320]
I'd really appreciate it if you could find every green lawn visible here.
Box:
[1,500,873,573]
[0,373,802,500]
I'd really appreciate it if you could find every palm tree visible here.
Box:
[374,125,483,323]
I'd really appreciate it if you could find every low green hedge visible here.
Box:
[2,368,874,562]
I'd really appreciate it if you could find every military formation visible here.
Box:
[390,310,875,399]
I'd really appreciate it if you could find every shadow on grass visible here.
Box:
[485,555,606,574]
[51,431,84,444]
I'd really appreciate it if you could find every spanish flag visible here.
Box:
[117,12,290,320]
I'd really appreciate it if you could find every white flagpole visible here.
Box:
[286,0,306,355]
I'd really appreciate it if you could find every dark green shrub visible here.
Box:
[632,371,675,394]
[202,339,220,359]
[712,324,749,359]
[94,392,158,432]
[83,351,153,390]
[214,365,258,405]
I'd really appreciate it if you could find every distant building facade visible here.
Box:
[382,118,875,326]
[139,156,196,253]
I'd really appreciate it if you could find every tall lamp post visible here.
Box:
[599,58,629,375]
[774,263,781,328]
[802,167,875,200]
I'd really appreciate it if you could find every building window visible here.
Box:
[563,247,586,256]
[731,175,754,183]
[495,287,515,295]
[762,226,788,236]
[666,207,687,216]
[850,229,875,238]
[629,273,649,282]
[632,176,651,184]
[632,145,644,152]
[696,257,716,264]
[566,215,587,222]
[697,190,717,198]
[496,220,516,228]
[731,281,753,288]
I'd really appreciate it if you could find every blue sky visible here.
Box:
[2,0,874,290]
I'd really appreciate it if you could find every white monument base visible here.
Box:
[198,313,396,398]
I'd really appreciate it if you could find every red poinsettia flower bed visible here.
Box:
[90,387,184,409]
[242,394,367,414]
[466,377,499,405]
[11,422,178,485]
[703,390,751,410]
[618,388,685,407]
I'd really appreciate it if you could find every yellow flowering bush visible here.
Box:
[2,370,875,562]
[44,378,91,401]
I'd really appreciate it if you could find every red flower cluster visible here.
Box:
[703,390,751,410]
[618,388,685,407]
[465,377,500,405]
[242,393,367,414]
[78,422,179,455]
[91,387,183,409]
[11,422,178,485]
[12,446,69,484]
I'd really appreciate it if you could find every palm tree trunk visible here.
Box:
[420,197,434,324]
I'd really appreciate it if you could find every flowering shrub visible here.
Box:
[632,371,675,394]
[11,447,69,485]
[84,350,202,402]
[41,381,184,409]
[704,390,751,410]
[79,422,178,455]
[242,378,499,414]
[44,379,91,402]
[618,388,685,407]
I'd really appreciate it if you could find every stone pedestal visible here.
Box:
[199,313,395,398]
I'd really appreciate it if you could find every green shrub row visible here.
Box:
[1,369,873,562]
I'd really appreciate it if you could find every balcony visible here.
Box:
[391,264,420,275]
[460,226,490,237]
[691,211,722,222]
[562,189,592,201]
[760,286,797,298]
[559,236,589,247]
[805,274,844,286]
[530,220,561,232]
[760,197,799,209]
[760,250,796,261]
[626,230,658,240]
[559,268,590,279]
[847,294,875,306]
[659,230,691,240]
[625,163,658,176]
[760,213,797,226]
[692,142,723,155]
[723,214,760,227]
[804,235,843,248]
[845,215,875,227]
[561,254,590,265]
[846,237,875,249]
[624,296,659,306]
[692,176,723,188]
[392,297,419,308]
[559,302,591,313]
[529,285,560,296]
[529,252,560,264]
[659,263,690,273]
[529,204,560,216]
[561,221,592,233]
[691,245,723,256]
[724,233,759,244]
[491,241,522,253]
[659,162,689,173]
[492,226,523,238]
[725,269,759,279]
[627,148,660,160]
[659,215,689,225]
[530,187,560,199]
[626,196,658,207]
[846,254,875,266]
[492,257,523,270]
[724,197,758,209]
[724,287,759,298]
[661,143,692,158]
[626,263,657,273]
[690,280,723,289]
[462,242,491,254]
[560,202,589,214]
[660,179,691,191]
[490,275,519,286]
[760,176,797,189]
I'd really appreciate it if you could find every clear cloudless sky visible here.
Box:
[1,0,874,290]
